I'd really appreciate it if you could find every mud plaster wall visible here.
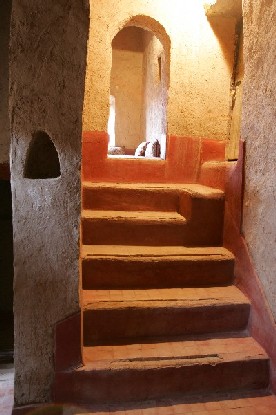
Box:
[242,0,276,318]
[10,0,89,405]
[111,27,144,149]
[228,23,244,160]
[0,0,12,163]
[84,0,236,141]
[142,31,167,153]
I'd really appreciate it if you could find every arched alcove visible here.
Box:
[108,16,170,159]
[24,131,61,179]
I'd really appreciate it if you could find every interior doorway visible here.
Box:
[108,25,168,159]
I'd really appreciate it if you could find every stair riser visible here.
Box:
[82,258,234,289]
[53,359,269,405]
[82,221,223,246]
[83,304,250,345]
[83,188,180,212]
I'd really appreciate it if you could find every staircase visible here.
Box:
[54,181,272,412]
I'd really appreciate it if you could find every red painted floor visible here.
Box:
[62,393,276,414]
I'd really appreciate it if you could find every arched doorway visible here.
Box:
[108,19,170,159]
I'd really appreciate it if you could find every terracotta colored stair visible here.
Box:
[81,182,225,246]
[54,182,270,406]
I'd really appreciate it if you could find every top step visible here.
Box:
[82,182,224,212]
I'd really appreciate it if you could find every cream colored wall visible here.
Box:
[84,0,236,141]
[142,31,167,155]
[111,27,144,149]
[242,0,276,318]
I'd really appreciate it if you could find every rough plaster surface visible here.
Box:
[0,0,12,163]
[228,25,243,160]
[84,0,236,140]
[242,0,276,319]
[205,0,242,18]
[111,28,144,149]
[10,0,89,404]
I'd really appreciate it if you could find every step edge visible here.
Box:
[81,245,235,260]
[82,182,225,198]
[82,298,251,310]
[57,353,269,374]
[82,210,187,224]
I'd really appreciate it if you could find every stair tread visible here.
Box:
[82,336,267,369]
[82,181,224,199]
[83,286,250,309]
[81,245,234,260]
[82,210,186,224]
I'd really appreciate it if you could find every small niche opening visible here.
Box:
[24,131,61,179]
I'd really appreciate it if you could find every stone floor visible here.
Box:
[0,364,14,415]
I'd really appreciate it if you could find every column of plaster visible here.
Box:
[10,0,89,405]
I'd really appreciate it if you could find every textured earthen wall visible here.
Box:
[242,0,276,317]
[142,31,167,154]
[0,0,12,164]
[242,0,276,319]
[228,23,243,160]
[10,0,89,405]
[111,27,144,149]
[84,0,236,140]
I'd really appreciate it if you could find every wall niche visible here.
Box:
[24,131,61,179]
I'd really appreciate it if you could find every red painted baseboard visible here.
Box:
[54,312,82,372]
[82,131,226,187]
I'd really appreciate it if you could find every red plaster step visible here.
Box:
[82,182,225,246]
[54,336,269,405]
[82,286,250,345]
[82,182,224,212]
[82,210,187,246]
[81,245,234,289]
[81,209,223,246]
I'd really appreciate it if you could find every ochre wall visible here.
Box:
[242,0,276,319]
[84,0,236,141]
[10,0,89,405]
[111,27,144,149]
[228,23,244,160]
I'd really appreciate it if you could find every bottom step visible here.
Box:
[62,391,276,414]
[53,336,268,405]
